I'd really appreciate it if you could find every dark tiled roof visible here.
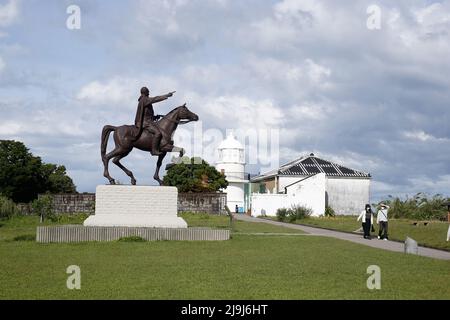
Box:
[279,155,371,178]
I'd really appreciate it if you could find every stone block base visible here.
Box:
[83,185,187,228]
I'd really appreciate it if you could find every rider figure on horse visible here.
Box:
[134,86,175,155]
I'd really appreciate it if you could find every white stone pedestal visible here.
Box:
[83,185,187,228]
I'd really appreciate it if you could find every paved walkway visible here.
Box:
[234,214,450,261]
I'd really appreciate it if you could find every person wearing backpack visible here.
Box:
[377,203,390,240]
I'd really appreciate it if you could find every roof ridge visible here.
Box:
[334,161,368,176]
[321,156,370,177]
[279,155,306,171]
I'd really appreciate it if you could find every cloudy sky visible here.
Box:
[0,0,449,201]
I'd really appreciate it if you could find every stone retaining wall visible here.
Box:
[178,192,227,215]
[38,191,227,215]
[40,193,95,214]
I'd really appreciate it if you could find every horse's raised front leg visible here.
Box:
[153,152,167,186]
[171,146,185,158]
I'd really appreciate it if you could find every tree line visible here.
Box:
[0,140,76,203]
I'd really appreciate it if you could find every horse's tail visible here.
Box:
[101,125,116,160]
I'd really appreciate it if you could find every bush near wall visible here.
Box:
[31,194,56,222]
[324,206,336,217]
[0,196,19,219]
[378,193,449,221]
[276,205,313,222]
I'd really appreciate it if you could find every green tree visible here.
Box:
[163,157,228,192]
[0,140,76,202]
[41,164,76,194]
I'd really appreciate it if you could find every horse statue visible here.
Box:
[101,103,199,185]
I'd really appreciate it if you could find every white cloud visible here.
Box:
[77,78,135,106]
[274,0,325,21]
[408,175,450,193]
[0,0,19,27]
[288,103,332,121]
[0,120,21,135]
[191,95,284,129]
[413,2,450,37]
[245,56,332,92]
[403,130,449,142]
[76,76,178,106]
[0,118,88,138]
[2,0,450,196]
[305,59,331,85]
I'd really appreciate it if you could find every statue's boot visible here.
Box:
[151,133,163,155]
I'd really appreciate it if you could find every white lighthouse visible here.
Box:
[216,132,248,212]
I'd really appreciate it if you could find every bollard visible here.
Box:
[404,237,418,255]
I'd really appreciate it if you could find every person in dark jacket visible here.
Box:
[357,204,375,239]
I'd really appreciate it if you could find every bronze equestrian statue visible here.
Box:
[101,87,199,185]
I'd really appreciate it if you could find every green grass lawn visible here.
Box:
[270,216,450,251]
[0,214,449,299]
[180,213,305,234]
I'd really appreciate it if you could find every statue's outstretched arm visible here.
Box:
[150,91,175,104]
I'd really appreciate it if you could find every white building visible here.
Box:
[250,153,371,216]
[251,172,327,217]
[215,132,249,212]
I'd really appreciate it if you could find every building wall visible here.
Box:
[216,163,245,179]
[326,178,370,215]
[225,183,244,211]
[285,173,326,216]
[278,176,307,192]
[251,193,288,216]
[251,173,326,217]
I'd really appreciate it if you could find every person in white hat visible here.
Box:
[377,203,390,240]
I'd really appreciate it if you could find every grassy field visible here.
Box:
[270,216,450,251]
[0,214,449,299]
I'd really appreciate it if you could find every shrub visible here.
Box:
[0,196,19,219]
[31,194,56,222]
[379,193,449,221]
[13,234,35,241]
[324,206,336,217]
[287,205,312,222]
[276,208,288,221]
[117,236,146,242]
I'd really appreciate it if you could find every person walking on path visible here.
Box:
[357,204,375,239]
[377,203,390,240]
